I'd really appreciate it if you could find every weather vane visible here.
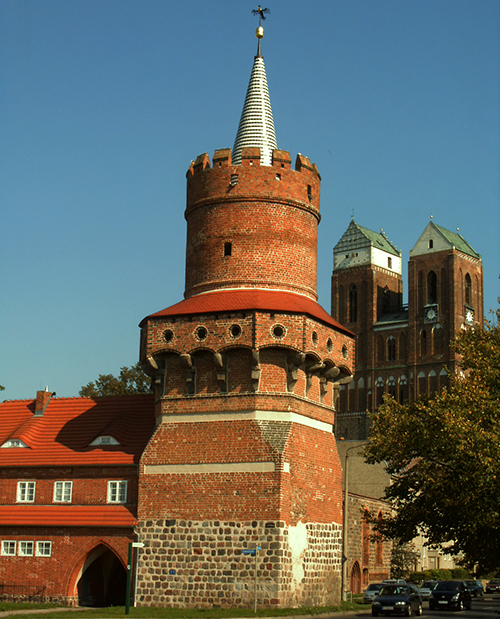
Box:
[252,5,270,26]
[252,6,270,55]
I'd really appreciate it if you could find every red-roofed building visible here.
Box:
[0,393,155,605]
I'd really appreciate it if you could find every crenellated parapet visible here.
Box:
[184,147,322,300]
[186,147,321,215]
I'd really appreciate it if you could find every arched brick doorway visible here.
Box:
[76,544,127,607]
[350,560,362,594]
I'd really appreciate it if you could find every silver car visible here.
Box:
[364,583,384,604]
[419,580,437,600]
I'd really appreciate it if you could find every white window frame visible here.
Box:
[36,541,52,557]
[107,480,127,504]
[53,481,73,503]
[18,541,34,556]
[17,481,36,503]
[1,540,16,556]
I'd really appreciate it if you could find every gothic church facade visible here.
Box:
[331,218,483,440]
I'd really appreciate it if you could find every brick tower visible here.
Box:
[136,24,354,609]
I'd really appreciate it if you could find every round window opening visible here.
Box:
[312,331,318,346]
[272,324,286,339]
[163,329,174,343]
[195,326,208,341]
[326,338,333,352]
[342,344,348,359]
[230,324,242,338]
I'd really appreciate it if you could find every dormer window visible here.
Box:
[90,435,120,446]
[1,439,27,448]
[429,239,434,249]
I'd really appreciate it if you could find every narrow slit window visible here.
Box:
[224,242,232,257]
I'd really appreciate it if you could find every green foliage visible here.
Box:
[364,302,500,573]
[79,363,152,397]
[391,541,420,579]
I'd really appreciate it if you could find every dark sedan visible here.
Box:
[372,584,423,616]
[465,580,483,597]
[429,580,472,611]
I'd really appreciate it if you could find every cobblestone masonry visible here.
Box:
[135,519,342,608]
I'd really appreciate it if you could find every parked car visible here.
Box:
[372,584,422,616]
[383,579,407,585]
[465,580,483,597]
[429,580,472,611]
[486,579,500,593]
[364,583,384,604]
[419,580,437,600]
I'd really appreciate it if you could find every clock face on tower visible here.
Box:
[424,305,439,323]
[465,307,474,325]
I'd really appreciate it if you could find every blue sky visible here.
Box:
[2,0,499,401]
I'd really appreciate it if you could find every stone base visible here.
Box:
[135,519,342,608]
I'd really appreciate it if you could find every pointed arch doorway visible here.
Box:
[76,544,127,607]
[350,560,362,594]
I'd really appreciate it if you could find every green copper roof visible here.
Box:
[431,222,481,259]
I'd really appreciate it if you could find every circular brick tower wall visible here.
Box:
[184,148,321,300]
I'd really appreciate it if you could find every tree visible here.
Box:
[364,303,500,573]
[390,541,420,579]
[79,363,152,397]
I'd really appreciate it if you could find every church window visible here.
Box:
[429,370,438,395]
[276,173,281,180]
[429,239,434,249]
[376,376,384,407]
[418,371,427,396]
[465,273,472,305]
[421,330,427,356]
[164,329,174,343]
[440,368,448,391]
[307,185,312,201]
[388,256,392,269]
[349,284,358,322]
[388,376,396,399]
[224,242,232,256]
[399,375,408,403]
[427,271,437,304]
[387,336,396,361]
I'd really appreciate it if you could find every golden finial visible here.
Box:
[252,5,270,56]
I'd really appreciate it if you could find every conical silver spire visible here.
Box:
[232,28,277,167]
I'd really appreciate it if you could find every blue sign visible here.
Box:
[241,549,255,555]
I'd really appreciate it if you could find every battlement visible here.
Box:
[186,147,321,215]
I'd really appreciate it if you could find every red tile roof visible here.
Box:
[0,505,137,527]
[143,289,354,336]
[0,395,155,467]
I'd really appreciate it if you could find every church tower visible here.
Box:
[136,24,354,609]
